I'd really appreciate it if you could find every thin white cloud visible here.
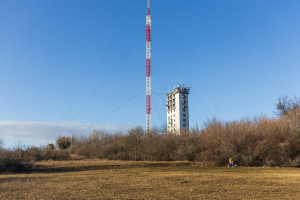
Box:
[0,121,128,148]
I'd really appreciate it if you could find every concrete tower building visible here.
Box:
[166,85,190,134]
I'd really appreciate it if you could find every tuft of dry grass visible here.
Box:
[0,160,299,199]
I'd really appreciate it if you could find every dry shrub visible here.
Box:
[45,149,69,161]
[197,113,300,166]
[62,100,300,167]
[25,147,45,162]
[194,150,215,162]
[0,149,33,173]
[67,118,300,166]
[290,156,300,167]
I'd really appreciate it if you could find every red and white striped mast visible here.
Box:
[146,0,151,132]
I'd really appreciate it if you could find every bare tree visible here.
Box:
[277,96,300,116]
[126,126,144,160]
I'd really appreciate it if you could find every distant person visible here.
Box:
[228,158,236,167]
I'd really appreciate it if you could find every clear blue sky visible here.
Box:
[1,0,300,147]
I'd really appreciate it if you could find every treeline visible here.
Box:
[69,115,300,167]
[69,96,300,167]
[1,96,300,173]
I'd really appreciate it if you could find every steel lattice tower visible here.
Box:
[146,0,151,132]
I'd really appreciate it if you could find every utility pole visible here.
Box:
[70,131,73,151]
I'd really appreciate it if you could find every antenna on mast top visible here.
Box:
[147,0,150,15]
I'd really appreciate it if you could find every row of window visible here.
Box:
[168,110,176,114]
[168,118,186,123]
[167,99,176,103]
[167,94,175,99]
[167,112,187,119]
[167,124,187,129]
[168,123,176,128]
[167,105,176,110]
[168,109,186,114]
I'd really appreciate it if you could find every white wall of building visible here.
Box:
[166,85,190,134]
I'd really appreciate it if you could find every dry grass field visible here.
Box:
[0,159,299,200]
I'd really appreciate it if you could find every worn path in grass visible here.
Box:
[0,160,299,199]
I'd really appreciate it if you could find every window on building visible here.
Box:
[183,114,185,117]
[183,119,186,122]
[183,124,186,127]
[183,109,185,112]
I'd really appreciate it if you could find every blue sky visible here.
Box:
[1,0,300,147]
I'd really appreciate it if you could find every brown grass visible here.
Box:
[0,160,299,200]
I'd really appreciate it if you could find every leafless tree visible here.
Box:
[126,126,144,160]
[277,96,300,116]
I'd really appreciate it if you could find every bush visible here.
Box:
[45,149,70,161]
[56,137,71,150]
[0,149,33,173]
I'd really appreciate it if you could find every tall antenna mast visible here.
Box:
[146,0,151,132]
